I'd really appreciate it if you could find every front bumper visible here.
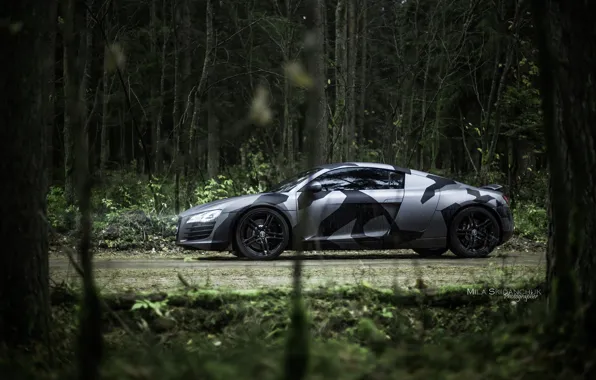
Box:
[496,205,514,243]
[175,212,236,251]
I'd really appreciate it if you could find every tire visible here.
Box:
[234,207,290,260]
[448,206,501,258]
[413,248,448,257]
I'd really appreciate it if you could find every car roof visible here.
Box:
[316,162,412,174]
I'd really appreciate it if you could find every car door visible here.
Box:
[297,167,405,249]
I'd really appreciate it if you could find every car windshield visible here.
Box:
[268,168,321,192]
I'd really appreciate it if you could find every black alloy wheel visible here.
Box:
[234,207,290,260]
[449,206,501,258]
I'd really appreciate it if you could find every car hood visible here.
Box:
[178,193,288,218]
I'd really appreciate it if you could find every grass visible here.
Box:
[7,280,581,380]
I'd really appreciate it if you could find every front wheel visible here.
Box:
[413,248,448,257]
[234,207,290,260]
[449,207,501,258]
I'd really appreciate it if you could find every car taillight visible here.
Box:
[503,195,510,205]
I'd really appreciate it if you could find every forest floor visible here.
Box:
[28,238,558,380]
[49,237,545,293]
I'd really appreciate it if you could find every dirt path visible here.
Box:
[50,251,543,269]
[50,249,544,292]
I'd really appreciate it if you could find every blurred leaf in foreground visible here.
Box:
[104,43,126,73]
[249,85,273,126]
[283,61,313,89]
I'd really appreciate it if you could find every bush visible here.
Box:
[47,186,77,233]
[513,203,548,241]
[46,169,269,250]
[193,175,264,206]
[93,209,178,250]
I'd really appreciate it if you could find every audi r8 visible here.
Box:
[175,162,514,260]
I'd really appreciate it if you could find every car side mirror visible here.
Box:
[305,181,323,193]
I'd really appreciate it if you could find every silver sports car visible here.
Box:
[176,162,514,260]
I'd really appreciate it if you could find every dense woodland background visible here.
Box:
[3,0,596,378]
[49,0,546,214]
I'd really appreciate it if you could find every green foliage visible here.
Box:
[193,174,263,206]
[10,283,590,380]
[46,168,273,250]
[47,186,77,233]
[93,210,177,250]
[194,176,239,204]
[131,298,171,320]
[502,58,543,143]
[513,170,548,205]
[513,203,548,242]
[94,169,174,215]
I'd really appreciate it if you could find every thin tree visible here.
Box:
[63,0,104,377]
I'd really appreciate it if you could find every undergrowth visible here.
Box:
[5,282,584,380]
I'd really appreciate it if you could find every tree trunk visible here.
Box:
[485,0,523,170]
[63,8,78,222]
[188,0,213,201]
[181,0,193,169]
[0,0,53,347]
[305,0,328,166]
[172,4,181,214]
[207,84,220,178]
[44,1,59,189]
[333,0,346,162]
[189,0,214,163]
[345,0,357,160]
[418,47,432,169]
[532,0,596,345]
[282,0,293,165]
[100,18,111,176]
[150,0,159,174]
[155,0,168,175]
[67,0,104,374]
[357,0,367,143]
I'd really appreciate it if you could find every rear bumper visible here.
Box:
[175,212,235,251]
[496,205,514,244]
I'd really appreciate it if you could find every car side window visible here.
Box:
[316,168,353,191]
[388,171,405,189]
[314,167,405,191]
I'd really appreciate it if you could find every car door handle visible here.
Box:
[383,198,402,203]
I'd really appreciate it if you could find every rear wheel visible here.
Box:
[234,207,290,260]
[449,207,500,258]
[413,248,448,257]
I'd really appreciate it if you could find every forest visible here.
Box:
[1,0,596,378]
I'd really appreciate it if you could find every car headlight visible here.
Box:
[186,210,222,224]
